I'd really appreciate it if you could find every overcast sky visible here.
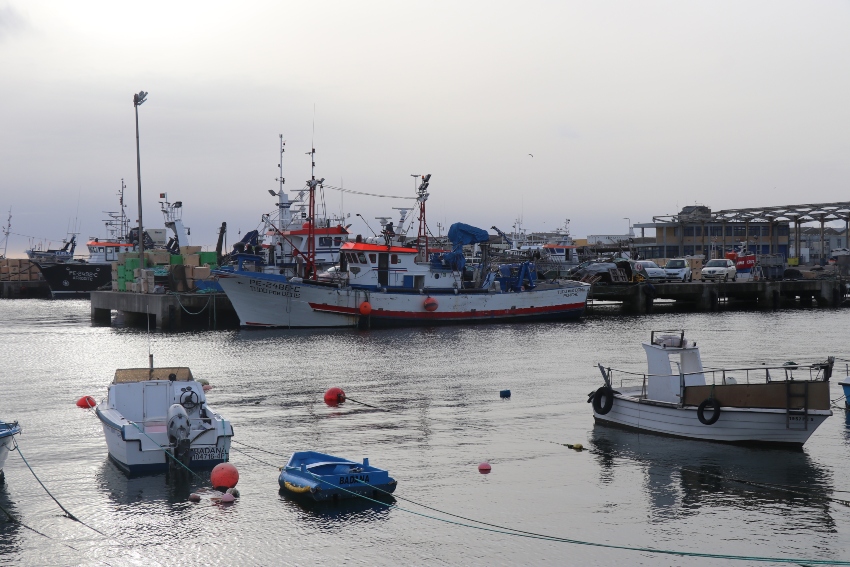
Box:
[1,1,849,256]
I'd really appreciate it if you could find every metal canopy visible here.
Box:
[653,202,850,224]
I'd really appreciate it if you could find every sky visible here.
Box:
[1,1,849,256]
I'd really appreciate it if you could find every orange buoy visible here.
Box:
[424,297,438,311]
[210,463,239,490]
[478,462,491,474]
[76,396,96,408]
[359,301,372,316]
[324,387,346,406]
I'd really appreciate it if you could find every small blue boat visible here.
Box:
[0,420,21,483]
[279,451,397,502]
[840,376,850,408]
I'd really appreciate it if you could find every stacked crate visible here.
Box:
[110,248,218,293]
[0,258,43,282]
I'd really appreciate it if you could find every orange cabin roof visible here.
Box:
[283,225,349,236]
[87,241,135,247]
[341,242,417,254]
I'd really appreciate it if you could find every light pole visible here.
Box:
[623,217,632,258]
[134,90,148,268]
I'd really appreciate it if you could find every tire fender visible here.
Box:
[697,398,721,425]
[592,386,614,415]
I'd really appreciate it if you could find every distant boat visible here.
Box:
[279,451,397,502]
[95,367,233,475]
[26,235,76,264]
[0,420,21,483]
[590,330,834,446]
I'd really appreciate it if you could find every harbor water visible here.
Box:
[1,299,849,566]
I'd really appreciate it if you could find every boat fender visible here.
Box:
[697,398,721,425]
[359,301,372,316]
[592,386,614,415]
[424,297,438,311]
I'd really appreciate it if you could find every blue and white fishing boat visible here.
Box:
[279,451,397,502]
[95,367,233,475]
[838,359,850,408]
[0,420,21,483]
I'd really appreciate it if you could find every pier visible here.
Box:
[90,291,238,329]
[0,280,51,299]
[589,279,848,313]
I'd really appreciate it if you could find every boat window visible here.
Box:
[391,254,399,264]
[319,237,332,247]
[334,237,342,246]
[357,253,367,263]
[369,254,376,264]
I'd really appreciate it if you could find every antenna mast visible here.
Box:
[1,207,10,258]
[415,174,431,259]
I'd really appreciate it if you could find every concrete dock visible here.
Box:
[0,280,51,299]
[589,279,849,313]
[90,291,239,329]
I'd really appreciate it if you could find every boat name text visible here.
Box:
[191,446,228,460]
[339,474,369,485]
[249,280,301,298]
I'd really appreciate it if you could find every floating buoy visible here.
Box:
[478,462,491,474]
[324,387,346,406]
[188,493,201,502]
[197,379,210,386]
[359,301,372,316]
[424,297,438,311]
[500,389,511,399]
[202,384,212,392]
[226,487,240,498]
[219,493,236,503]
[76,396,96,408]
[211,463,239,489]
[569,443,584,451]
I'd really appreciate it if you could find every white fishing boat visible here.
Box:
[589,331,834,446]
[0,420,21,483]
[95,367,233,475]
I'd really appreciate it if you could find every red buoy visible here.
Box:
[359,301,372,316]
[478,462,491,474]
[76,396,96,408]
[424,297,438,312]
[324,387,346,406]
[211,463,239,489]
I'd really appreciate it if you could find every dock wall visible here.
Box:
[90,291,237,330]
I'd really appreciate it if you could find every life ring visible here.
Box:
[592,386,614,415]
[697,398,721,425]
[283,481,312,494]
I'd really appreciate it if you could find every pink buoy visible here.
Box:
[210,463,239,489]
[324,387,346,406]
[202,384,212,392]
[76,396,96,408]
[219,493,236,503]
[478,462,491,474]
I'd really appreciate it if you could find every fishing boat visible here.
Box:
[589,331,834,446]
[216,172,590,328]
[0,420,21,483]
[25,235,77,263]
[95,367,233,475]
[837,358,850,408]
[36,185,186,297]
[279,451,397,502]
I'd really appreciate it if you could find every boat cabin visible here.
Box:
[340,242,459,290]
[108,367,208,429]
[88,240,136,263]
[643,331,706,404]
[263,223,349,273]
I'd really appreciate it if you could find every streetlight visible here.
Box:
[623,217,632,258]
[134,90,148,269]
[623,217,632,235]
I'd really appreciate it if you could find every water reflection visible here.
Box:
[278,489,394,531]
[590,425,837,531]
[0,482,21,556]
[96,459,204,506]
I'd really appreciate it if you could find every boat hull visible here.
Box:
[217,270,588,328]
[594,395,831,446]
[0,422,21,479]
[278,451,397,502]
[35,262,111,297]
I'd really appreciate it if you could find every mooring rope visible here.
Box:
[229,446,279,469]
[231,439,289,459]
[13,439,107,537]
[125,421,207,481]
[679,467,850,503]
[300,473,850,565]
[170,292,212,316]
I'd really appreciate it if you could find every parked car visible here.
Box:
[631,260,666,282]
[702,258,737,281]
[663,258,692,282]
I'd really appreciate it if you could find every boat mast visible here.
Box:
[304,147,324,280]
[1,207,10,258]
[415,174,431,259]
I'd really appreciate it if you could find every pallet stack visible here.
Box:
[110,248,218,293]
[0,258,44,282]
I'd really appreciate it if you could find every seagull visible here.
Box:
[528,153,534,157]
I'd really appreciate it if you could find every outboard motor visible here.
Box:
[166,403,192,483]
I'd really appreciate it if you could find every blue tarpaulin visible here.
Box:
[447,223,490,247]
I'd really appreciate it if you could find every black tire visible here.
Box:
[723,273,728,282]
[592,386,614,415]
[732,273,737,282]
[688,274,693,282]
[697,398,721,425]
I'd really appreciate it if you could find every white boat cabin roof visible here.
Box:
[113,367,195,384]
[642,331,706,403]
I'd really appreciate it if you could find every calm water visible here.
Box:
[0,299,849,566]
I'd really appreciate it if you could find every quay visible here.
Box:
[90,291,239,329]
[589,279,849,313]
[0,280,51,299]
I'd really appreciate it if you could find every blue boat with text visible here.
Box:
[279,451,397,502]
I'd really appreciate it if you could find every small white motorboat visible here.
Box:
[0,420,21,483]
[95,367,233,475]
[589,331,834,446]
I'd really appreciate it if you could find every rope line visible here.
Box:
[229,446,280,469]
[126,421,206,481]
[321,184,417,200]
[231,440,290,459]
[13,440,108,537]
[299,473,850,564]
[680,467,850,502]
[170,293,212,316]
